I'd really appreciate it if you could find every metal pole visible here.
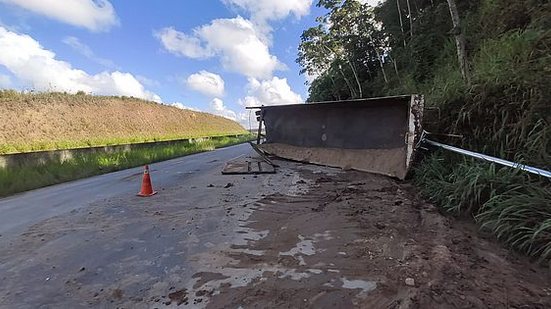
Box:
[424,139,551,179]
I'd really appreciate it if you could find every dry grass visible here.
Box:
[0,90,246,154]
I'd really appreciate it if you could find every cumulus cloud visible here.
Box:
[210,98,237,121]
[235,77,303,128]
[62,36,117,69]
[169,102,201,112]
[1,0,118,31]
[239,76,303,108]
[157,16,283,79]
[154,27,212,59]
[198,16,282,78]
[186,70,225,97]
[0,27,160,102]
[224,0,312,23]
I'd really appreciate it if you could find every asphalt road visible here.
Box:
[1,142,548,308]
[0,141,298,308]
[0,143,251,239]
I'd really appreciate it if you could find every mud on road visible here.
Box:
[201,168,551,308]
[0,158,550,308]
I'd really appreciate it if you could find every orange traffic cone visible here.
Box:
[137,165,157,197]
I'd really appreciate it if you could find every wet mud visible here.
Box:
[191,169,551,308]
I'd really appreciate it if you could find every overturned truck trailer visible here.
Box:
[250,95,424,180]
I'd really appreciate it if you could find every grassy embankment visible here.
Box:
[392,2,551,261]
[0,90,246,154]
[0,91,252,196]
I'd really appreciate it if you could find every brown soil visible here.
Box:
[168,289,189,305]
[0,92,245,153]
[195,169,551,308]
[259,143,408,179]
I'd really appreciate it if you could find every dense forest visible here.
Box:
[298,0,551,261]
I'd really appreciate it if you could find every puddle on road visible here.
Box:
[279,235,315,257]
[341,278,377,294]
[190,262,318,295]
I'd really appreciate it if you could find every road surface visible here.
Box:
[0,143,549,308]
[0,143,251,239]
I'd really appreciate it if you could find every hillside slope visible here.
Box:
[0,91,246,154]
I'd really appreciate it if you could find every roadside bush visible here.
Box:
[414,152,551,261]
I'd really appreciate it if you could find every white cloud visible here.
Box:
[62,36,117,69]
[235,77,303,128]
[210,98,237,121]
[239,76,303,108]
[169,102,201,112]
[186,70,225,97]
[1,0,118,32]
[0,27,160,102]
[198,16,282,79]
[0,73,11,88]
[155,27,212,59]
[238,110,255,129]
[157,17,283,79]
[224,0,312,23]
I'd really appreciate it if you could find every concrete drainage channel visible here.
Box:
[0,134,250,169]
[0,134,252,197]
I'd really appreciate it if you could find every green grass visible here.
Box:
[0,134,254,197]
[0,133,249,155]
[409,20,551,263]
[414,152,551,262]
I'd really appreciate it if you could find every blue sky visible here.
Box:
[0,0,330,127]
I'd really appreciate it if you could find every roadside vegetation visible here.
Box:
[0,91,246,154]
[298,0,550,260]
[0,134,253,197]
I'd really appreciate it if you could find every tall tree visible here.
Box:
[396,0,406,46]
[446,0,471,85]
[406,0,414,37]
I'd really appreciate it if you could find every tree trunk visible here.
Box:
[328,74,341,100]
[338,65,357,99]
[446,0,470,85]
[406,0,413,37]
[396,0,406,46]
[362,22,388,84]
[323,44,362,98]
[345,57,363,98]
[371,37,388,83]
[388,53,400,81]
